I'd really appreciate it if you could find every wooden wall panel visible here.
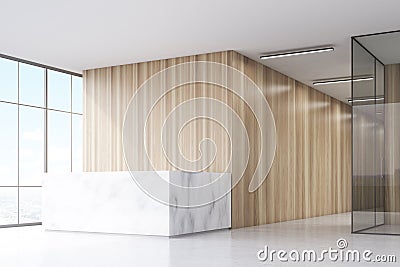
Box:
[83,50,352,229]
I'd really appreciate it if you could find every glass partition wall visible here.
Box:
[352,30,400,235]
[0,54,82,227]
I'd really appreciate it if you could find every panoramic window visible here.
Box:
[0,56,82,227]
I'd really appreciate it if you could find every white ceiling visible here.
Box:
[1,0,400,103]
[357,31,400,65]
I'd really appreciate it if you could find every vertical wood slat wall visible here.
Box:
[83,50,351,229]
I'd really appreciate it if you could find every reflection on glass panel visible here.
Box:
[19,106,44,186]
[352,40,378,233]
[48,111,71,173]
[352,41,375,102]
[0,103,18,186]
[19,187,41,223]
[0,188,18,225]
[0,58,18,102]
[19,63,45,107]
[72,115,82,172]
[352,31,400,235]
[376,61,385,98]
[48,70,71,112]
[72,76,82,114]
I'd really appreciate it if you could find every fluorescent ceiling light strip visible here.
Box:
[260,47,334,60]
[313,77,374,86]
[348,97,384,103]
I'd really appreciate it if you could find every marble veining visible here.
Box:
[169,171,231,235]
[42,171,231,236]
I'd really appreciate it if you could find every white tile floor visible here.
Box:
[0,213,399,267]
[360,224,400,235]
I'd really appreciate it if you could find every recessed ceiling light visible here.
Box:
[347,97,384,103]
[260,46,334,60]
[313,76,374,86]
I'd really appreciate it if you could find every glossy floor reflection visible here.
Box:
[0,213,398,266]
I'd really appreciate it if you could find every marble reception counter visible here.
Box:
[42,171,231,236]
